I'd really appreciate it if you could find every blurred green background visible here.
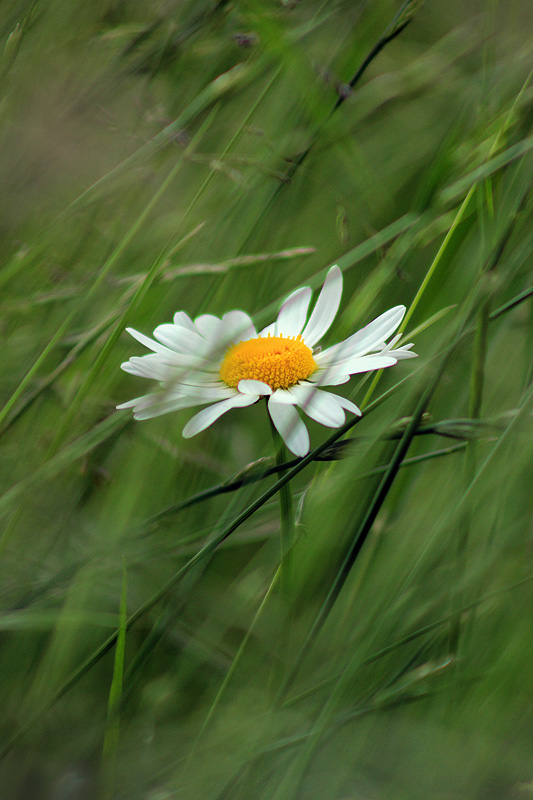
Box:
[0,0,532,798]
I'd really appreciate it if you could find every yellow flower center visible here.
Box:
[220,335,317,391]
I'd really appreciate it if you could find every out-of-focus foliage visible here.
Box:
[0,0,531,798]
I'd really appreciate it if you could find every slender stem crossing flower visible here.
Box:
[117,266,417,456]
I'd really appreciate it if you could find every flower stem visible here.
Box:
[268,414,296,696]
[269,418,295,602]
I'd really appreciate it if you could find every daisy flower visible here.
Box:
[117,265,416,456]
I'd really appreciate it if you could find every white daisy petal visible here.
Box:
[194,314,225,341]
[385,341,417,360]
[268,399,310,457]
[132,401,202,421]
[125,327,176,357]
[275,287,312,337]
[118,391,175,413]
[314,354,398,385]
[301,265,343,346]
[153,324,208,355]
[270,388,299,404]
[238,379,272,395]
[334,354,398,374]
[121,356,166,380]
[223,310,257,343]
[288,384,345,428]
[162,370,226,388]
[166,385,235,400]
[173,311,197,332]
[308,369,351,387]
[330,393,362,416]
[117,389,226,420]
[182,393,258,438]
[161,381,227,393]
[122,353,211,380]
[392,346,417,360]
[153,351,209,369]
[318,305,406,363]
[116,396,147,410]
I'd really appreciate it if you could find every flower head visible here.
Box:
[117,266,416,456]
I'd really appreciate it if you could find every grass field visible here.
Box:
[0,1,532,798]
